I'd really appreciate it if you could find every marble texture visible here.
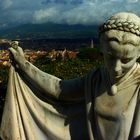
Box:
[1,12,140,140]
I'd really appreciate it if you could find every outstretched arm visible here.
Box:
[9,43,85,101]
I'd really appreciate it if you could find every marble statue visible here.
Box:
[0,12,140,140]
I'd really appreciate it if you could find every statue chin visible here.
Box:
[109,72,125,84]
[114,72,125,79]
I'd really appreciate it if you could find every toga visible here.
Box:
[0,61,140,140]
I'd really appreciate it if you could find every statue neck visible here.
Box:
[107,63,137,85]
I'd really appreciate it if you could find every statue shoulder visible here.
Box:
[85,66,103,82]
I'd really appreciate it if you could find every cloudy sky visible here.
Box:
[0,0,140,29]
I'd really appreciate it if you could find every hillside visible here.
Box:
[0,23,99,39]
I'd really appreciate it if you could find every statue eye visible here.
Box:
[121,58,131,63]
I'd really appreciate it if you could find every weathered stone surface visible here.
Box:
[1,12,140,140]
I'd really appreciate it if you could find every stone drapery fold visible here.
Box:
[0,63,140,140]
[0,66,88,140]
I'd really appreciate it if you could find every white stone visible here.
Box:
[1,12,140,140]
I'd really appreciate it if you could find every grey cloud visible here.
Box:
[0,0,140,29]
[0,0,13,10]
[33,0,133,25]
[0,0,43,28]
[127,0,138,3]
[41,0,88,5]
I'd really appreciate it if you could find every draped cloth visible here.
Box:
[85,63,140,140]
[1,63,140,140]
[0,66,88,140]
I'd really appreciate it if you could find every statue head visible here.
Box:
[99,12,140,83]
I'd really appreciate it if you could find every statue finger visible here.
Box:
[11,41,19,50]
[8,47,17,55]
[12,44,18,50]
[18,46,24,54]
[8,48,17,63]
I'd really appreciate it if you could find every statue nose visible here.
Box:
[114,60,122,73]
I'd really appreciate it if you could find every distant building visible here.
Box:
[90,39,94,48]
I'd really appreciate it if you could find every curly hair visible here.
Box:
[99,12,140,36]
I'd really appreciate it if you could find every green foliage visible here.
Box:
[0,66,9,88]
[34,55,52,65]
[34,55,103,79]
[0,65,9,122]
[0,50,103,123]
[77,47,102,60]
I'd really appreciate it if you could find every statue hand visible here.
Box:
[9,41,26,68]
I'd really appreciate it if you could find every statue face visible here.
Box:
[100,30,140,83]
